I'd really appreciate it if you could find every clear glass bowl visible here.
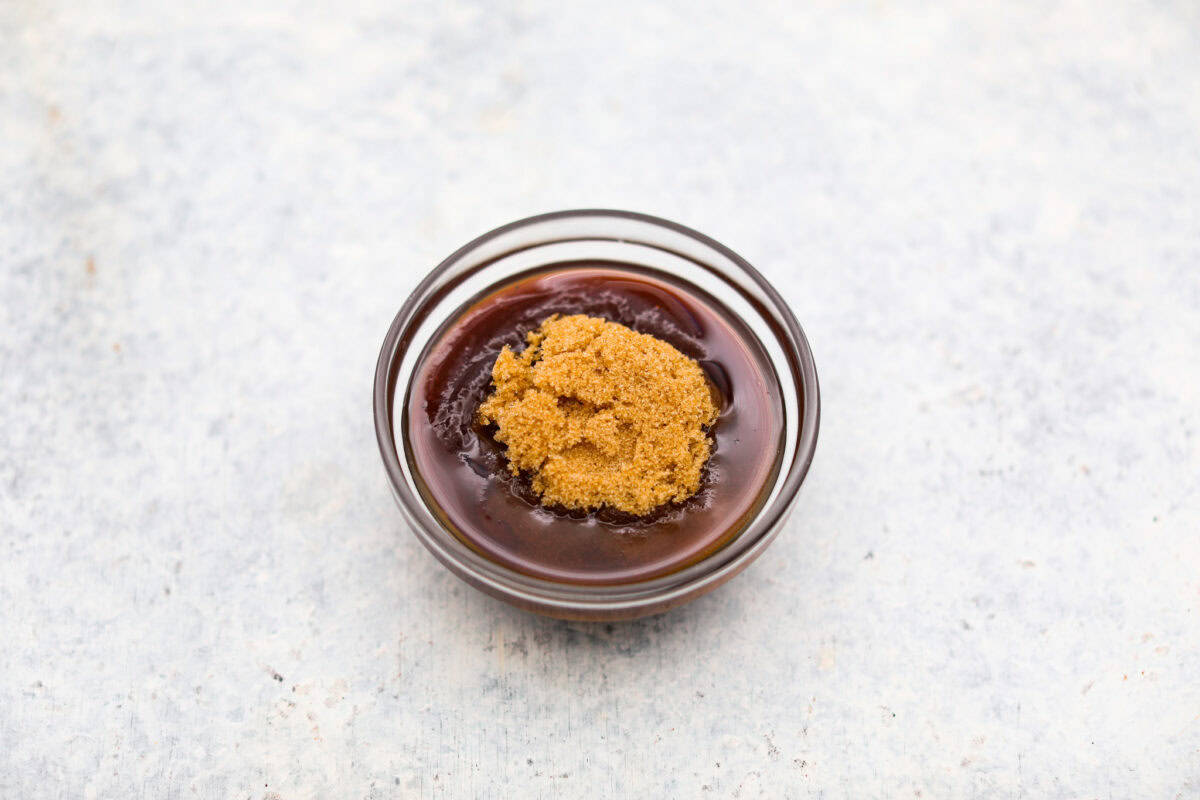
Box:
[374,210,820,620]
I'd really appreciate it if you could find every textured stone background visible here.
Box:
[2,0,1199,797]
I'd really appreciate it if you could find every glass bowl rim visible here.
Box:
[373,209,820,615]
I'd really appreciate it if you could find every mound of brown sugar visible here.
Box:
[477,314,719,515]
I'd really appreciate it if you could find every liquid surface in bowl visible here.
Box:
[406,265,784,585]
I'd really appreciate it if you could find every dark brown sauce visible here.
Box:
[406,265,783,585]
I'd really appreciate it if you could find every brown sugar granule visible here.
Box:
[477,314,719,515]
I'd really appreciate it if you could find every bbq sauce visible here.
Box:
[406,265,784,585]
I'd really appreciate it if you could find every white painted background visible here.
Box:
[2,0,1199,797]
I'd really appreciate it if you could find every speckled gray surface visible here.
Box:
[3,0,1200,797]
